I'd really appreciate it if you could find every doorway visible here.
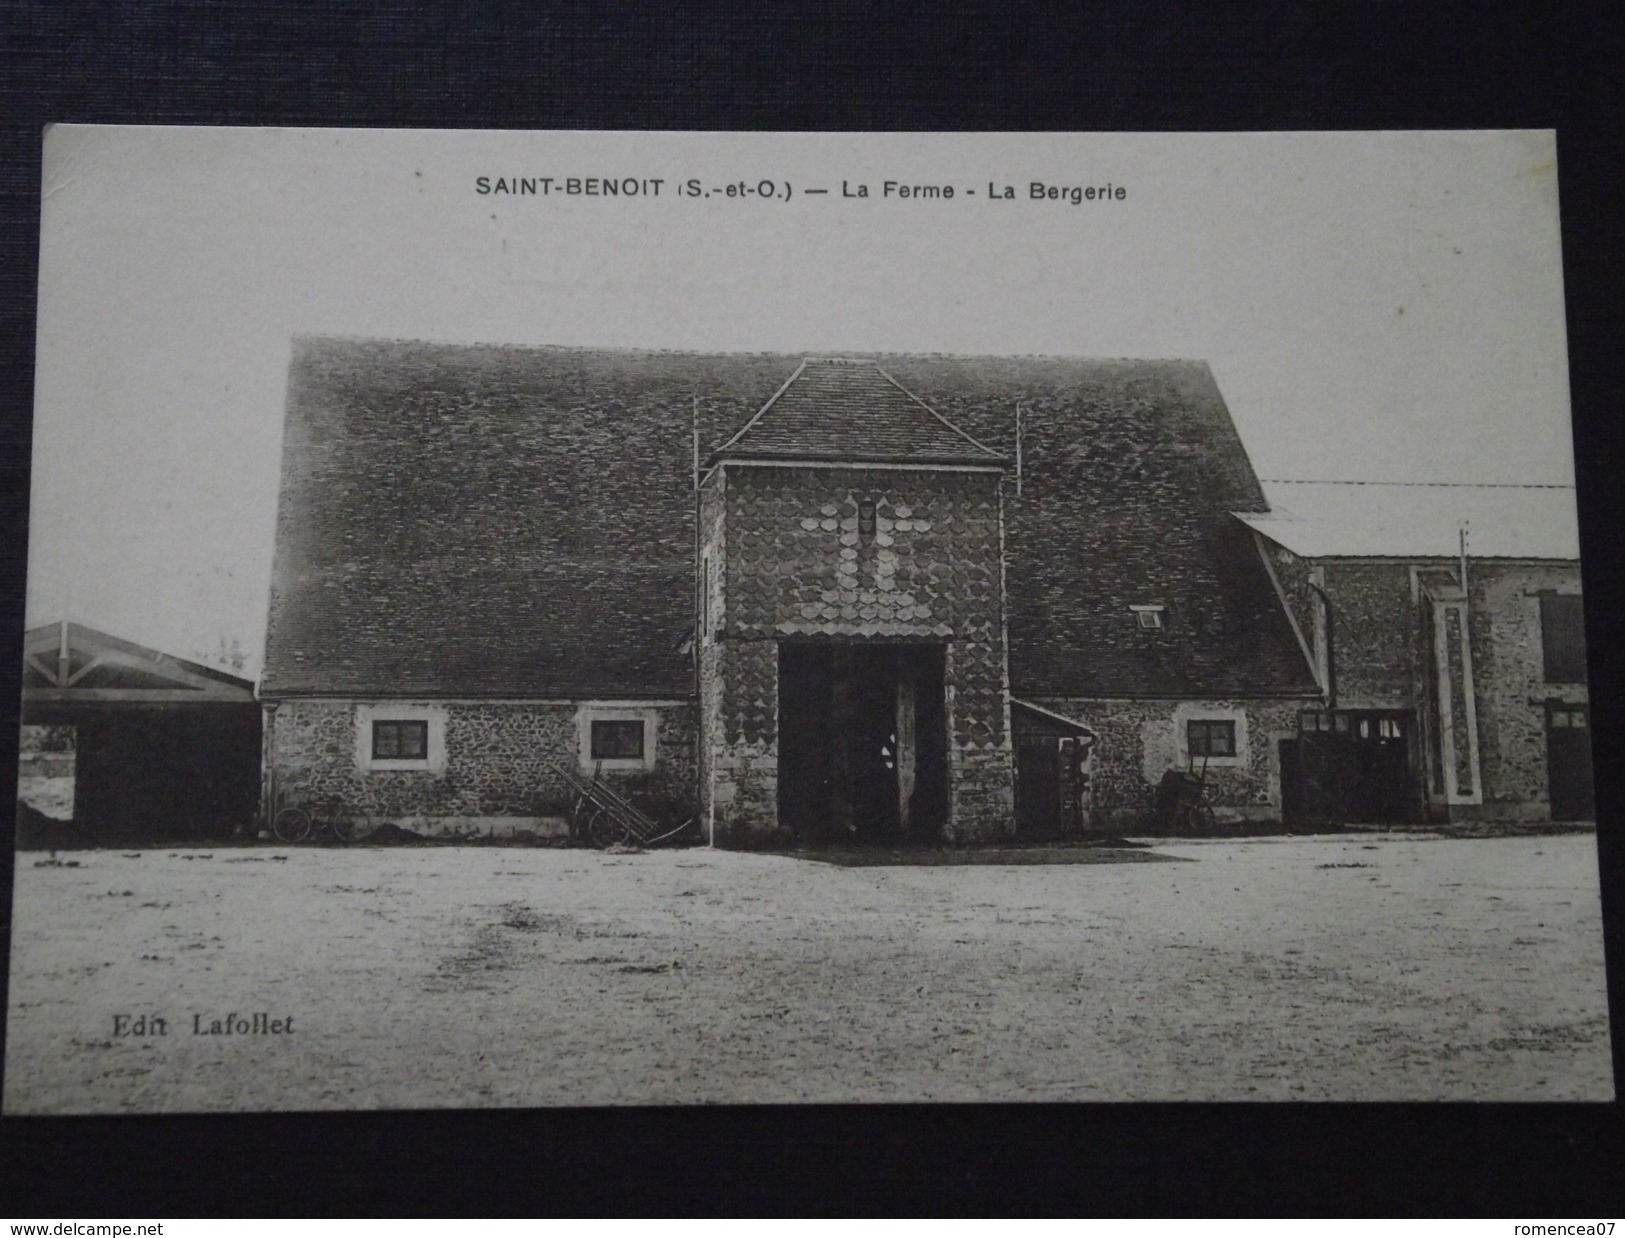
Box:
[777,642,948,844]
[1546,702,1595,821]
[1283,709,1416,826]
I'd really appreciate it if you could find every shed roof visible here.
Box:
[263,338,1316,699]
[1238,482,1581,560]
[23,621,256,713]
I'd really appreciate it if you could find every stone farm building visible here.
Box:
[260,338,1592,844]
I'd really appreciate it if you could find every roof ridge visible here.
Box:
[871,362,1003,459]
[708,358,809,457]
[710,356,1007,465]
[1263,479,1574,490]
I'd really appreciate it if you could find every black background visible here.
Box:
[1,1,1621,1218]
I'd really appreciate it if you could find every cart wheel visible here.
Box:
[272,807,312,844]
[332,815,377,843]
[587,808,623,850]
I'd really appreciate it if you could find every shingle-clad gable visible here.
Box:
[263,338,1316,699]
[710,357,1004,466]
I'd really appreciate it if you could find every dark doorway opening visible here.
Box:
[1282,709,1417,826]
[1546,701,1595,821]
[778,642,948,845]
[1013,703,1095,839]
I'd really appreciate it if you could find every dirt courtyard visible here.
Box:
[3,833,1614,1111]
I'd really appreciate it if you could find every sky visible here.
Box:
[26,128,1575,680]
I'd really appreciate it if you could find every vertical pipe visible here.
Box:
[692,398,707,846]
[1014,402,1024,498]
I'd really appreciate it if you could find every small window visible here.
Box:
[372,720,428,761]
[1131,605,1164,630]
[1187,719,1237,758]
[1540,593,1587,684]
[591,719,646,761]
[858,500,877,536]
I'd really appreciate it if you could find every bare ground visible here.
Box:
[3,834,1613,1111]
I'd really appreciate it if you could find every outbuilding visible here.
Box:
[20,621,261,842]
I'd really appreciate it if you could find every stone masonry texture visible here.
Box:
[266,699,695,836]
[1034,697,1309,829]
[1309,559,1586,819]
[703,464,1013,845]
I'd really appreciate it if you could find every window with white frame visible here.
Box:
[372,719,429,761]
[1130,604,1165,630]
[591,719,645,761]
[356,704,447,773]
[576,706,658,772]
[1187,718,1237,759]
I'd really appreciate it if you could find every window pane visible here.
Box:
[400,722,427,757]
[591,719,645,760]
[1188,720,1236,757]
[373,720,428,760]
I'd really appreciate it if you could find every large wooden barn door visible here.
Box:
[778,641,947,845]
[1286,709,1416,826]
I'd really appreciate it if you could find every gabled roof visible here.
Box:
[263,339,1316,699]
[22,621,256,705]
[708,357,1004,467]
[1238,482,1580,560]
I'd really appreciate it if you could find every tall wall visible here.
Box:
[1319,561,1427,708]
[702,463,1014,846]
[265,699,695,837]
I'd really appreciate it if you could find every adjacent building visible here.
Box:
[20,621,262,841]
[1242,483,1590,825]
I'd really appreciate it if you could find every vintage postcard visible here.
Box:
[6,127,1611,1111]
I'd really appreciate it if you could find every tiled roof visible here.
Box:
[709,358,1004,465]
[1238,482,1580,560]
[263,339,1317,699]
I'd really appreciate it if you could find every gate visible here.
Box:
[1283,709,1416,826]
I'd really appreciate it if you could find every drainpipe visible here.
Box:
[692,403,707,847]
[1308,581,1336,711]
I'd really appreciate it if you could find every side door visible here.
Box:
[1016,737,1064,840]
[1546,702,1595,821]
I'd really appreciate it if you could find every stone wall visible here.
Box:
[1467,563,1587,816]
[1309,559,1587,819]
[1031,696,1311,828]
[1319,561,1426,708]
[265,699,696,838]
[705,464,1014,845]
